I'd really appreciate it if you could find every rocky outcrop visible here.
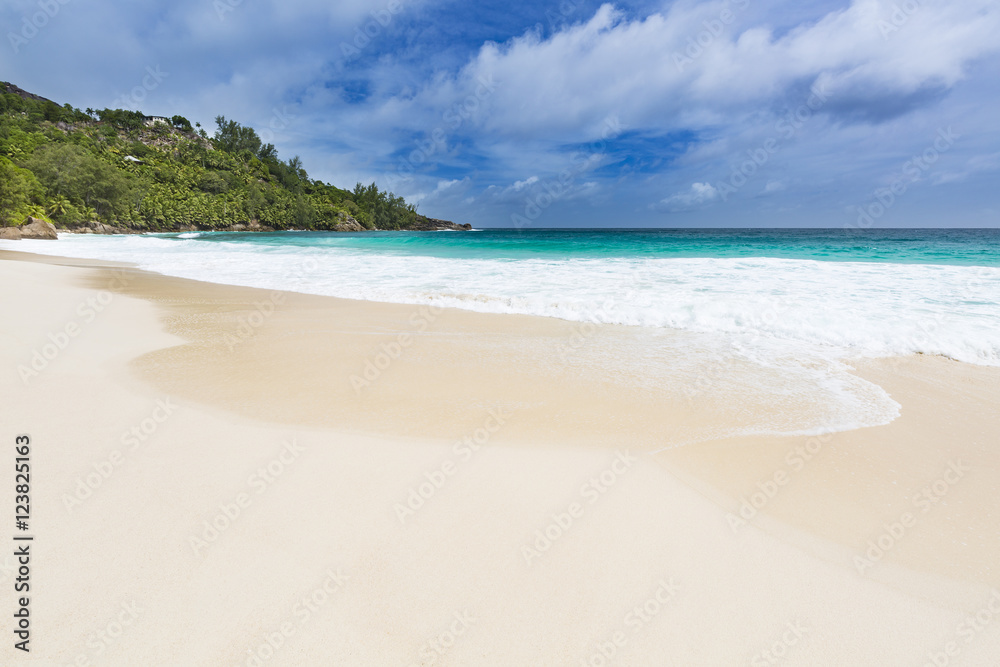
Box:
[19,217,58,239]
[246,219,273,232]
[410,217,473,231]
[333,214,366,232]
[0,226,22,240]
[68,220,127,235]
[91,222,123,235]
[1,82,56,104]
[223,220,275,232]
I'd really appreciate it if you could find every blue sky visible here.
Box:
[3,0,999,227]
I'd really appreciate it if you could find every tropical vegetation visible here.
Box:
[0,82,425,232]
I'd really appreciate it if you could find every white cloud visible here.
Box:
[655,182,719,211]
[432,0,1000,140]
[9,0,1000,225]
[932,152,1000,185]
[512,176,539,191]
[484,175,540,202]
[409,177,470,205]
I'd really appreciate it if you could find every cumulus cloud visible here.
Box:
[511,176,539,191]
[654,182,719,211]
[439,0,1000,139]
[409,177,470,205]
[484,176,536,202]
[336,0,1000,223]
[5,0,1000,225]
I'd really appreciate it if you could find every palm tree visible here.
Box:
[82,205,98,222]
[48,196,71,218]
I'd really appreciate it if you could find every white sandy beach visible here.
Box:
[1,249,999,666]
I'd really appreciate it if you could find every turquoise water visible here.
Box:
[4,226,999,437]
[164,228,1000,266]
[3,227,999,369]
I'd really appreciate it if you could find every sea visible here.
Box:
[5,228,998,439]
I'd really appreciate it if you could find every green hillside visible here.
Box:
[0,82,444,232]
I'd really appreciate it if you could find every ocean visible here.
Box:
[5,228,998,440]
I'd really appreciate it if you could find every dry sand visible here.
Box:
[1,249,998,666]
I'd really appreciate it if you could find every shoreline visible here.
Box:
[5,230,998,374]
[0,216,475,237]
[2,247,999,664]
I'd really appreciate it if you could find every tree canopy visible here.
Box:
[0,82,424,232]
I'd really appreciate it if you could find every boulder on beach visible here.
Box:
[0,226,22,240]
[68,220,125,235]
[19,217,58,240]
[91,221,122,235]
[334,215,365,232]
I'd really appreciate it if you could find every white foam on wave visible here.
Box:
[5,233,996,438]
[7,234,997,367]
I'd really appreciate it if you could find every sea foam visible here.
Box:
[5,231,997,438]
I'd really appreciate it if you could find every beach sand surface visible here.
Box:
[1,249,998,666]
